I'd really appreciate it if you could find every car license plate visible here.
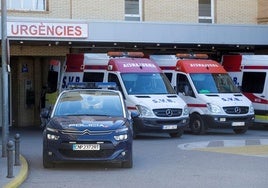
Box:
[163,125,177,130]
[232,122,245,126]
[73,144,100,151]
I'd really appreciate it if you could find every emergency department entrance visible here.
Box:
[2,19,268,128]
[10,56,65,127]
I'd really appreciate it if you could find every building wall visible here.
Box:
[216,0,258,24]
[71,0,124,20]
[6,0,261,24]
[258,0,268,24]
[7,0,125,21]
[9,46,69,56]
[8,0,71,19]
[143,0,198,23]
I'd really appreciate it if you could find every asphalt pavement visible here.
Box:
[1,125,268,187]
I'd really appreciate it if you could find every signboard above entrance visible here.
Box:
[7,21,88,38]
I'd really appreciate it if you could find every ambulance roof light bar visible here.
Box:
[67,82,118,90]
[107,51,144,58]
[176,53,208,59]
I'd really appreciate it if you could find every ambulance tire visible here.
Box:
[169,129,184,138]
[190,113,206,135]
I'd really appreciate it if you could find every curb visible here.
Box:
[3,155,28,188]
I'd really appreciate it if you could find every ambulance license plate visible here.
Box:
[163,125,177,130]
[73,144,100,151]
[232,122,245,126]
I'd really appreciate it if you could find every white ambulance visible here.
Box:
[60,52,189,138]
[222,54,268,124]
[150,54,254,134]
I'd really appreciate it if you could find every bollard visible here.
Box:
[14,133,21,166]
[7,140,14,178]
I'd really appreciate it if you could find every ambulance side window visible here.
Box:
[241,72,266,93]
[83,72,104,82]
[164,73,172,82]
[177,74,194,97]
[108,73,125,98]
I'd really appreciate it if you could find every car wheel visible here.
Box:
[43,156,54,168]
[190,113,206,135]
[233,127,248,134]
[132,124,137,139]
[121,150,133,168]
[169,129,184,138]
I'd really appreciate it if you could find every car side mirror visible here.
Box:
[40,108,51,119]
[130,111,140,119]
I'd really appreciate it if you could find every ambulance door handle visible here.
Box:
[260,95,265,98]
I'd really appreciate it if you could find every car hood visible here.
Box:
[48,116,127,131]
[201,93,252,106]
[128,94,186,108]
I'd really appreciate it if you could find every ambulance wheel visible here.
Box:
[190,113,206,135]
[169,129,184,138]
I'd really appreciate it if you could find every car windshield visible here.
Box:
[190,73,240,94]
[121,73,176,94]
[53,90,124,117]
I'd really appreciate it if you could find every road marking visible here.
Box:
[178,139,268,157]
[196,145,268,158]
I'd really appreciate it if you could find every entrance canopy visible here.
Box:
[2,17,268,55]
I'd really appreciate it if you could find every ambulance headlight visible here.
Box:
[136,105,154,117]
[249,104,254,113]
[183,105,189,116]
[207,103,221,114]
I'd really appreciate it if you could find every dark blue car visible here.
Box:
[42,88,134,168]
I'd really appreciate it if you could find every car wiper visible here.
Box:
[74,114,109,116]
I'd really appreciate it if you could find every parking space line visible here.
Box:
[178,139,268,157]
[195,145,268,158]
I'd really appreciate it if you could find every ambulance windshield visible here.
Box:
[121,73,176,95]
[190,73,240,94]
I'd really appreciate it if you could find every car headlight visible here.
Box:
[114,127,129,141]
[183,105,189,116]
[207,103,221,114]
[114,134,128,141]
[46,127,59,140]
[136,105,154,117]
[47,133,59,140]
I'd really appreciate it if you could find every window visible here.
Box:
[177,74,194,97]
[2,0,47,11]
[164,73,172,82]
[125,0,142,21]
[241,72,266,93]
[108,73,125,98]
[83,72,104,82]
[199,0,214,23]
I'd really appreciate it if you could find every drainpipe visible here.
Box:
[1,0,9,157]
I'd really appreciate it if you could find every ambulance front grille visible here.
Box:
[153,108,182,117]
[223,106,249,114]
